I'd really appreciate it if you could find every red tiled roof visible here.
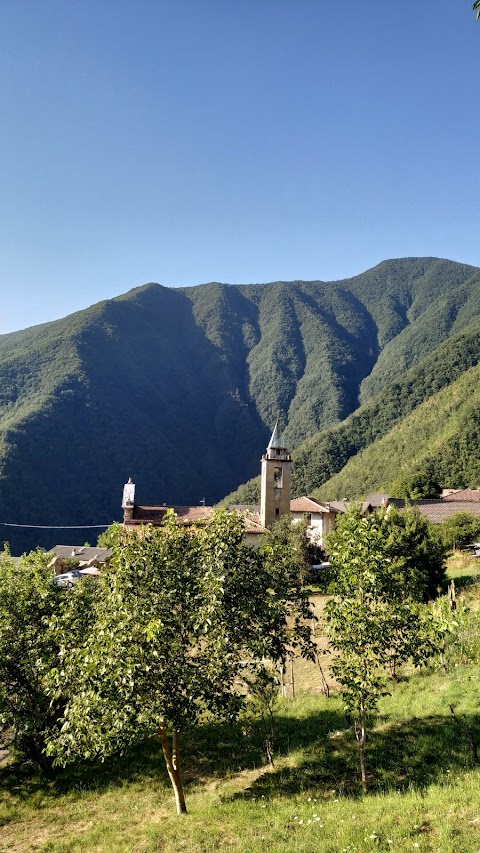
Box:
[243,514,266,534]
[126,505,266,534]
[290,496,333,513]
[442,490,480,502]
[406,500,480,523]
[129,505,214,525]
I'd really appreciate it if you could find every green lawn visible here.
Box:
[446,551,480,592]
[2,580,480,852]
[1,661,480,852]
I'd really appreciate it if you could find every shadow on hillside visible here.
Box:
[0,707,346,801]
[227,711,480,801]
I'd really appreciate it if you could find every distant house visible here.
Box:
[122,482,267,548]
[352,493,480,526]
[397,498,480,525]
[290,496,340,547]
[361,493,391,513]
[48,545,112,576]
[441,489,480,502]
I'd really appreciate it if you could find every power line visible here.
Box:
[0,523,111,529]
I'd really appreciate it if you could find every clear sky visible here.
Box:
[1,1,479,333]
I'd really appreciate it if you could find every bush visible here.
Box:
[440,512,480,551]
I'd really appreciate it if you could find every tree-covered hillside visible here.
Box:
[223,318,480,505]
[1,257,479,553]
[313,359,480,500]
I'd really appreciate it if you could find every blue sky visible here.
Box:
[1,1,479,333]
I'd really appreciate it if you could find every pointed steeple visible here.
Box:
[267,419,284,450]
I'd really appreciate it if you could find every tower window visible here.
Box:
[275,508,280,515]
[274,467,283,487]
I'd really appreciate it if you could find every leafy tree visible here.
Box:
[391,469,441,500]
[325,507,442,791]
[0,548,96,768]
[264,513,312,581]
[440,511,480,550]
[96,521,124,548]
[382,505,447,601]
[45,510,313,814]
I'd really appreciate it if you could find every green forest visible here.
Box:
[2,256,480,552]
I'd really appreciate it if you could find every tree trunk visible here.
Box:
[355,708,368,793]
[159,724,187,815]
[315,651,330,698]
[279,665,287,698]
[290,658,295,699]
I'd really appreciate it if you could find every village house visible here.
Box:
[48,545,112,576]
[358,490,480,526]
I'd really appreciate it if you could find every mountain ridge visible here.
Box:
[1,256,479,553]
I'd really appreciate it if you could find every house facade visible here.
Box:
[290,496,339,547]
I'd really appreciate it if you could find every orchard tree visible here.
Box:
[46,510,313,814]
[391,469,441,500]
[439,511,480,551]
[96,521,124,549]
[325,507,443,791]
[0,548,96,768]
[382,505,447,601]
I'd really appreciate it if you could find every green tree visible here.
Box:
[325,507,442,791]
[96,521,124,549]
[382,505,447,601]
[440,511,480,550]
[0,548,96,768]
[45,510,313,814]
[264,513,312,581]
[391,469,441,500]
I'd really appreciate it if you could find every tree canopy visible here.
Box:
[0,548,96,769]
[325,506,443,789]
[45,510,313,814]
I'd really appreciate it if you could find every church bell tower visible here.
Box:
[260,421,292,528]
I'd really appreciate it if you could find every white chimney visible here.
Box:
[122,477,135,509]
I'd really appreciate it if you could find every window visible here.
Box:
[274,467,283,487]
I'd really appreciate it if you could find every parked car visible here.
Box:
[52,569,84,588]
[310,561,332,572]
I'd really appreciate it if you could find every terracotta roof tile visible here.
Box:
[402,500,480,523]
[131,505,214,525]
[442,490,480,502]
[127,504,267,534]
[290,496,332,513]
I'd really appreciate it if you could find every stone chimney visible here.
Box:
[122,477,135,523]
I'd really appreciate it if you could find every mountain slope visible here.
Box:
[223,317,480,505]
[1,257,479,553]
[313,361,480,499]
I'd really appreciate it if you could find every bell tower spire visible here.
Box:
[260,421,292,528]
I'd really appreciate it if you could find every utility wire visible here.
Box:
[0,523,111,529]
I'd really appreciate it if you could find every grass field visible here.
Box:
[1,560,480,852]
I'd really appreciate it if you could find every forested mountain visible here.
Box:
[1,257,479,553]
